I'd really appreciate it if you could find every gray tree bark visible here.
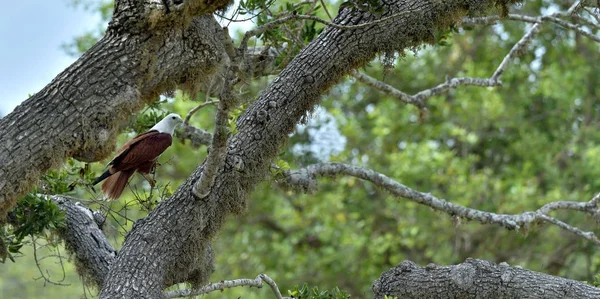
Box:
[373,259,600,299]
[0,0,230,218]
[6,0,583,298]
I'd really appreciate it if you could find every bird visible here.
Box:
[91,113,183,200]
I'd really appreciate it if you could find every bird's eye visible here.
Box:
[171,116,176,120]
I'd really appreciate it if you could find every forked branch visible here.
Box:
[281,163,600,245]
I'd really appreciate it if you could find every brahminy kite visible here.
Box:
[92,113,183,199]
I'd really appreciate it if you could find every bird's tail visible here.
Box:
[101,169,135,200]
[92,169,112,186]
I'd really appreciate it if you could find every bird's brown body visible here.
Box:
[91,113,183,199]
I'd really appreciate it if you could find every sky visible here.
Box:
[0,1,101,116]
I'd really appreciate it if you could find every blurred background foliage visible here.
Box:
[2,0,600,297]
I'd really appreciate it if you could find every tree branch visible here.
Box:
[164,274,288,298]
[50,195,116,287]
[353,15,545,108]
[281,163,600,245]
[491,22,541,81]
[177,125,213,149]
[184,100,219,126]
[372,258,600,298]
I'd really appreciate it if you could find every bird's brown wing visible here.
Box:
[107,130,159,168]
[109,131,173,172]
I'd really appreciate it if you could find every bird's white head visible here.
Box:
[150,113,183,135]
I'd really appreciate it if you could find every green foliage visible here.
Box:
[592,273,600,287]
[10,195,65,246]
[288,283,350,299]
[1,157,93,263]
[62,0,113,56]
[2,195,65,263]
[271,156,291,176]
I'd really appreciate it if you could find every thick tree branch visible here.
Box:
[0,9,229,217]
[50,195,116,287]
[372,258,600,298]
[177,125,213,148]
[281,163,600,245]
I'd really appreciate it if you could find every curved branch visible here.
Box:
[281,163,600,244]
[353,13,543,108]
[373,258,600,298]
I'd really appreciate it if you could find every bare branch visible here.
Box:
[31,236,71,286]
[463,12,600,43]
[351,71,425,109]
[184,100,219,126]
[359,0,600,108]
[491,22,541,81]
[544,15,600,42]
[352,72,501,108]
[50,195,116,288]
[164,274,289,298]
[566,0,585,15]
[281,163,600,245]
[354,18,542,107]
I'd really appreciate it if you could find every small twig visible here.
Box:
[464,13,600,43]
[183,100,219,126]
[491,22,541,81]
[281,163,600,245]
[584,8,600,24]
[238,10,423,56]
[164,274,290,298]
[544,15,600,42]
[351,71,425,108]
[32,236,71,286]
[566,0,585,15]
[320,0,334,20]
